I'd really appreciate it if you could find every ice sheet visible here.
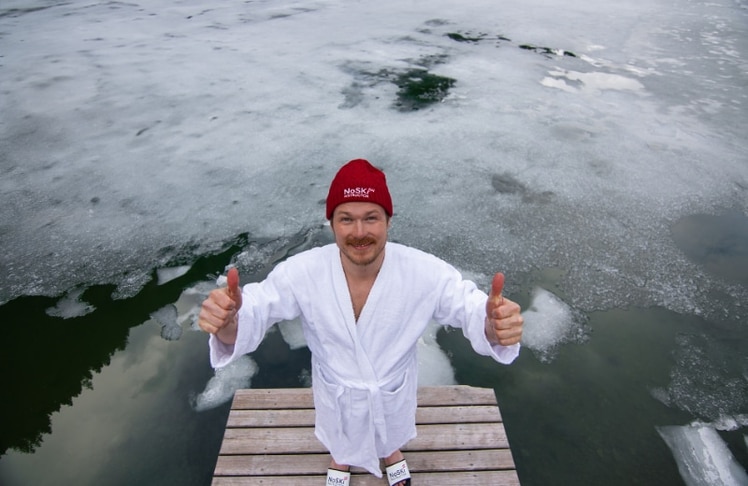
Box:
[520,287,584,362]
[651,334,748,421]
[193,354,257,412]
[277,318,307,350]
[417,321,457,386]
[45,287,95,319]
[658,424,748,486]
[156,265,192,285]
[1,0,746,324]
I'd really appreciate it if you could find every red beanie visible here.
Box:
[326,159,393,220]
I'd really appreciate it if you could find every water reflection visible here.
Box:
[0,237,245,456]
[0,309,226,486]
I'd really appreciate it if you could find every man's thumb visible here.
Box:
[489,272,505,306]
[226,267,241,305]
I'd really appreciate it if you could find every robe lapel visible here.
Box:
[331,252,358,343]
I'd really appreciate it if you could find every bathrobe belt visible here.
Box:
[320,357,412,448]
[331,380,388,444]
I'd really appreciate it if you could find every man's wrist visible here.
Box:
[215,316,239,345]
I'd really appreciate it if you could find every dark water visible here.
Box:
[444,307,727,485]
[671,211,748,287]
[0,215,747,485]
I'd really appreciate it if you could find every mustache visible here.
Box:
[345,236,376,246]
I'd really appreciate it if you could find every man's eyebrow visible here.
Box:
[337,210,382,217]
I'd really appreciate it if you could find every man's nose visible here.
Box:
[353,220,366,236]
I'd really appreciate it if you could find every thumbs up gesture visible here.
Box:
[198,267,242,344]
[484,272,523,347]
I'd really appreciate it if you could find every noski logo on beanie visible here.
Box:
[343,187,375,199]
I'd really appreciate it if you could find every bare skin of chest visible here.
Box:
[346,279,375,322]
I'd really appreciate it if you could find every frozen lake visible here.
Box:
[1,0,747,484]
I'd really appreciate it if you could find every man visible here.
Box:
[199,159,523,486]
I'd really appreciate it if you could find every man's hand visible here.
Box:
[485,272,523,347]
[198,267,242,344]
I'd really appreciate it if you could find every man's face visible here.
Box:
[330,202,390,268]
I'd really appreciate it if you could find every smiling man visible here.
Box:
[198,159,524,486]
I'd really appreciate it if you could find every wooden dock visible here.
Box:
[213,385,520,485]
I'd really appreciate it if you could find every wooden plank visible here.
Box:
[405,449,515,471]
[214,449,515,476]
[226,404,500,428]
[230,385,499,410]
[213,470,520,486]
[416,385,498,407]
[219,422,508,455]
[416,404,501,424]
[219,427,323,455]
[231,388,314,410]
[215,453,346,476]
[406,423,509,451]
[227,408,315,428]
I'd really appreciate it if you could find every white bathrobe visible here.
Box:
[209,242,519,477]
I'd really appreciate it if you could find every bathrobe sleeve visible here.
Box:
[208,260,301,369]
[431,259,520,365]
